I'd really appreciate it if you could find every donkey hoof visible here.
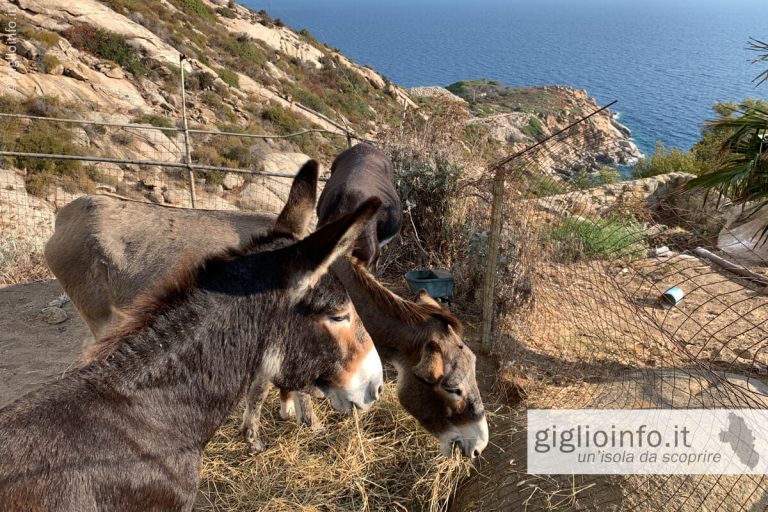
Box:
[279,399,296,420]
[309,419,325,433]
[246,438,267,455]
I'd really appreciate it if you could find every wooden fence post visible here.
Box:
[179,54,197,208]
[480,169,506,353]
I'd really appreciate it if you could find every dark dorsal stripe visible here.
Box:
[84,231,298,362]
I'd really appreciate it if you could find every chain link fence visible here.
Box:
[0,97,361,284]
[452,104,768,511]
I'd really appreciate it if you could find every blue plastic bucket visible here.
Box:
[404,269,454,300]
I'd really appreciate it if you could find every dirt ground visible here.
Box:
[0,280,88,407]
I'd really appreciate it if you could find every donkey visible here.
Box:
[317,143,402,268]
[277,143,402,438]
[0,196,384,511]
[44,165,488,458]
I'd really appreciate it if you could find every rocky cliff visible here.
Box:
[0,0,413,152]
[413,79,642,179]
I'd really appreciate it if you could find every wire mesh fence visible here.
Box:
[0,103,356,287]
[3,88,768,510]
[454,105,768,511]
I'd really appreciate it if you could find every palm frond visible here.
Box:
[749,37,768,87]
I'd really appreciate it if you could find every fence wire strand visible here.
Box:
[455,104,768,511]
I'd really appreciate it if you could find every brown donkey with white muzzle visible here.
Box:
[0,197,383,511]
[45,159,488,459]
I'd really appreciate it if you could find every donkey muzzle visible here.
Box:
[440,414,490,459]
[326,347,384,413]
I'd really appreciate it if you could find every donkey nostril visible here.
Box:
[473,449,481,458]
[377,384,383,398]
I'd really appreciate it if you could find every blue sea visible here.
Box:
[243,0,768,155]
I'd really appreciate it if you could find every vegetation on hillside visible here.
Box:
[87,0,403,138]
[63,25,148,77]
[446,79,583,117]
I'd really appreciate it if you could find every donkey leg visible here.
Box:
[293,391,323,431]
[240,377,271,454]
[278,389,296,420]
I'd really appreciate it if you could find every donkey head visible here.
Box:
[254,160,384,412]
[396,291,488,458]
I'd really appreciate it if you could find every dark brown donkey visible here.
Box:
[0,197,384,511]
[317,142,402,268]
[274,143,403,444]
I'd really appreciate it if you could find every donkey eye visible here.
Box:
[443,386,462,396]
[329,313,350,323]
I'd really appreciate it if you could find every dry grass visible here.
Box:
[196,381,472,511]
[0,236,52,286]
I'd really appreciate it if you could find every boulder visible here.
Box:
[222,172,244,190]
[147,189,164,204]
[162,189,181,205]
[13,61,28,74]
[140,168,163,189]
[259,152,312,175]
[239,182,283,213]
[104,66,125,79]
[17,40,38,60]
[64,65,90,82]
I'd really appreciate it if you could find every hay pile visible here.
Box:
[196,379,472,511]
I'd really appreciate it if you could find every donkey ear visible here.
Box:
[289,197,382,295]
[412,340,444,384]
[275,159,319,237]
[415,289,441,308]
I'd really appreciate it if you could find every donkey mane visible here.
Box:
[83,230,298,363]
[347,259,464,334]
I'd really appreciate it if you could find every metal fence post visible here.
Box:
[480,169,506,353]
[179,54,197,208]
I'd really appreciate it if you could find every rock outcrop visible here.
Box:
[445,80,643,178]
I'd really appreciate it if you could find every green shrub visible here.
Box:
[392,151,463,259]
[40,54,61,74]
[204,170,225,186]
[573,165,622,190]
[9,122,88,197]
[290,87,332,116]
[223,34,266,68]
[133,114,176,128]
[184,70,217,91]
[632,142,699,178]
[216,67,240,88]
[215,6,237,18]
[298,28,319,46]
[132,114,177,139]
[200,92,236,122]
[172,0,214,20]
[521,116,545,140]
[261,105,303,134]
[63,25,147,77]
[521,171,567,197]
[26,28,59,47]
[547,214,646,262]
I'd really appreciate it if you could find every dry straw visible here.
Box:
[196,380,472,511]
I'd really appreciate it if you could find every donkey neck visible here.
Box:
[90,257,284,449]
[331,258,436,360]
